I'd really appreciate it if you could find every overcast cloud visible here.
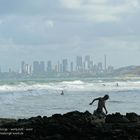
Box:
[0,0,140,71]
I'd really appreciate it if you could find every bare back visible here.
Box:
[97,97,105,112]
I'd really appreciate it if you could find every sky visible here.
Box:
[0,0,140,71]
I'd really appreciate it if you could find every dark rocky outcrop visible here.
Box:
[0,111,140,140]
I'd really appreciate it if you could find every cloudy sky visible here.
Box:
[0,0,140,71]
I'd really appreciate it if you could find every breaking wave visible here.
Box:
[0,80,140,93]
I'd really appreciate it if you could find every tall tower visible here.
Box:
[47,61,52,73]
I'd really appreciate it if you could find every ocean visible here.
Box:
[0,77,140,118]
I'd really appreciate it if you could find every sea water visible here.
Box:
[0,77,140,118]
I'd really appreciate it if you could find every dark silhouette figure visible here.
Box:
[89,94,109,117]
[61,90,64,95]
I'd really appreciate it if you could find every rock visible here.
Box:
[126,113,139,122]
[0,111,140,140]
[83,110,92,116]
[0,118,17,126]
[46,134,64,140]
[106,113,130,123]
[52,114,62,119]
[43,116,47,120]
[63,111,83,118]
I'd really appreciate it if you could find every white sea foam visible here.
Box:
[0,80,138,106]
[0,80,140,93]
[0,80,140,105]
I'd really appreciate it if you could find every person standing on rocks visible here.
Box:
[89,94,109,117]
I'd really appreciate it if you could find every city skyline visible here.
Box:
[0,0,140,70]
[0,55,114,73]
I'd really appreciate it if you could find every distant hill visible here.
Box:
[113,65,140,76]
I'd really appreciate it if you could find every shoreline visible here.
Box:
[0,111,140,140]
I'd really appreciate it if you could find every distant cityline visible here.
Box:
[0,55,114,75]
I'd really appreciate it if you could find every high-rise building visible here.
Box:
[33,61,45,74]
[57,61,60,73]
[70,62,74,72]
[98,62,103,71]
[85,55,91,71]
[85,55,90,63]
[89,61,94,71]
[25,64,28,74]
[25,64,32,74]
[76,56,83,72]
[108,65,114,73]
[29,65,32,74]
[33,61,40,74]
[83,55,91,72]
[21,61,32,75]
[47,61,52,73]
[62,59,68,73]
[54,64,58,73]
[59,64,63,73]
[93,64,98,72]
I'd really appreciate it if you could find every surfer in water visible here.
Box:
[89,94,109,117]
[61,90,64,95]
